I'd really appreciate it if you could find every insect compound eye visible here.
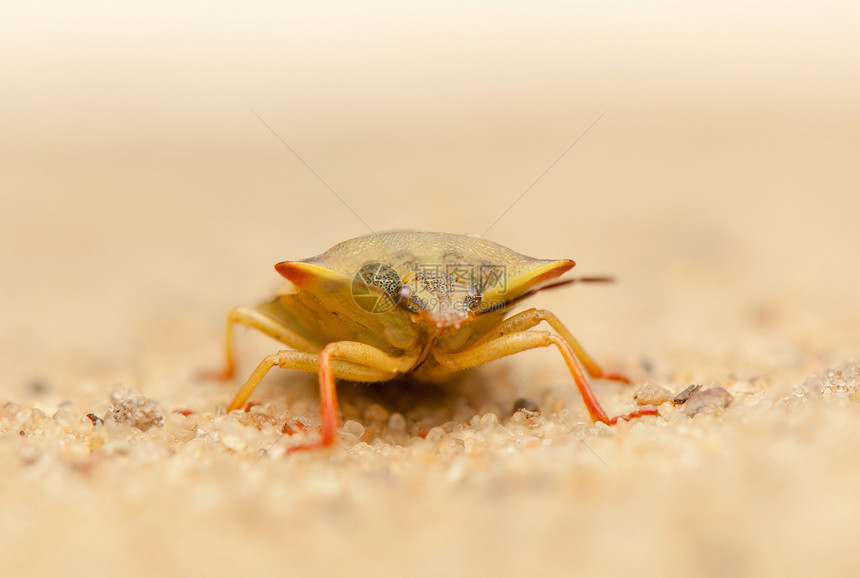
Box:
[396,283,412,301]
[356,262,401,294]
[396,283,423,313]
[351,262,403,314]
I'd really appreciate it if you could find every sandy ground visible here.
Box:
[2,4,860,577]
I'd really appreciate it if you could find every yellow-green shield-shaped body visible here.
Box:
[257,230,575,378]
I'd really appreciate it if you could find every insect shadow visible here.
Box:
[264,368,518,433]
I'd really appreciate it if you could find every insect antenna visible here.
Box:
[485,276,616,313]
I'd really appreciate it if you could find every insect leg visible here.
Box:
[206,306,317,380]
[228,344,411,452]
[311,342,409,450]
[435,330,656,425]
[227,350,395,412]
[476,308,631,383]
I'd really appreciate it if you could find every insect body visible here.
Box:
[213,231,657,452]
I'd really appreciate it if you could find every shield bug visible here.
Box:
[209,231,657,452]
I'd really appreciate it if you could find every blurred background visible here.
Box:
[2,0,859,398]
[2,2,860,577]
[3,1,858,395]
